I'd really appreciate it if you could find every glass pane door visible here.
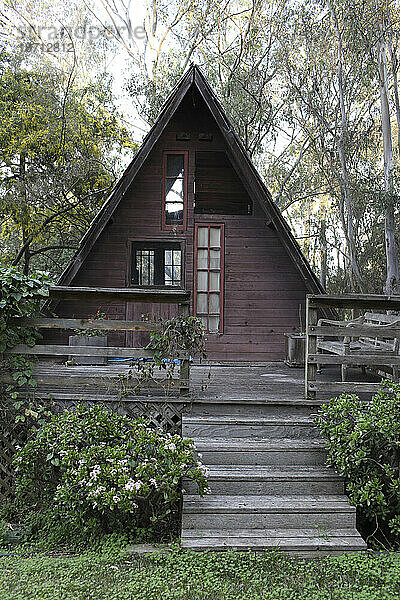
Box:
[194,224,224,333]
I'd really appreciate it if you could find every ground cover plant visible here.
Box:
[0,546,399,600]
[12,404,209,546]
[317,380,400,547]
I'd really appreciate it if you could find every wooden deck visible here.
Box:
[26,360,381,404]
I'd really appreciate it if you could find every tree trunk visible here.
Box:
[379,35,400,294]
[331,4,363,291]
[320,216,327,289]
[19,153,30,275]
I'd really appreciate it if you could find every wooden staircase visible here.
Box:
[181,401,366,557]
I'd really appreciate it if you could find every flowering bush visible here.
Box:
[13,404,209,542]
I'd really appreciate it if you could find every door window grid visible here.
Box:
[164,249,182,286]
[136,249,155,286]
[195,224,224,333]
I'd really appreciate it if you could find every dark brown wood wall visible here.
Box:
[56,89,309,361]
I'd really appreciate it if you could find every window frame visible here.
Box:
[130,240,184,288]
[162,150,189,231]
[193,223,225,333]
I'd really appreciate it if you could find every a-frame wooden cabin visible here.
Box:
[57,65,323,361]
[46,66,367,555]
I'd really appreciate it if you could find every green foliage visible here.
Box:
[0,266,52,401]
[122,315,206,393]
[0,265,51,352]
[13,403,209,545]
[0,521,9,546]
[73,309,109,337]
[149,315,206,363]
[0,52,134,274]
[1,548,400,599]
[317,381,400,546]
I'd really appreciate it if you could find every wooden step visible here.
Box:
[181,528,367,553]
[183,466,344,495]
[189,402,320,417]
[194,438,327,466]
[182,528,367,554]
[182,495,356,530]
[183,494,355,513]
[183,415,318,439]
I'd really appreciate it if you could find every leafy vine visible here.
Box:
[0,266,52,405]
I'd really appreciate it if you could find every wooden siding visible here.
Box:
[54,89,309,361]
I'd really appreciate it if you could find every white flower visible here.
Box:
[165,443,176,451]
[125,479,143,492]
[113,495,120,503]
[89,465,101,480]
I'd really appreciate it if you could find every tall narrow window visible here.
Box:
[194,224,224,333]
[162,151,188,230]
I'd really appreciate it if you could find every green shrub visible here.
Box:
[13,403,209,545]
[316,380,400,546]
[0,266,52,400]
[0,266,51,353]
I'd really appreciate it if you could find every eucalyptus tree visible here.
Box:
[321,0,400,294]
[0,52,134,274]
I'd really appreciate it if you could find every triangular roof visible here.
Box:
[59,65,324,294]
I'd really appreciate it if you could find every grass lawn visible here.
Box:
[0,546,399,600]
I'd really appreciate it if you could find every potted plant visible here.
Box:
[68,309,108,365]
[284,331,306,367]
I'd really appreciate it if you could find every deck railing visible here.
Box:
[5,286,192,396]
[305,293,400,399]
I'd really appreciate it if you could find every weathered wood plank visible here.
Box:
[6,344,154,358]
[11,317,161,332]
[309,354,400,365]
[181,528,363,538]
[308,293,400,311]
[48,285,191,304]
[307,381,382,393]
[179,302,190,396]
[305,297,318,399]
[310,325,400,337]
[9,389,185,401]
[183,494,354,511]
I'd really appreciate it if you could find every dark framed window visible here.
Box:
[162,151,188,230]
[131,242,183,287]
[194,224,224,333]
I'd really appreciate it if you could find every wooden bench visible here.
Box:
[316,311,400,382]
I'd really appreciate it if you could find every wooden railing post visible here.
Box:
[179,302,190,396]
[305,295,318,399]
